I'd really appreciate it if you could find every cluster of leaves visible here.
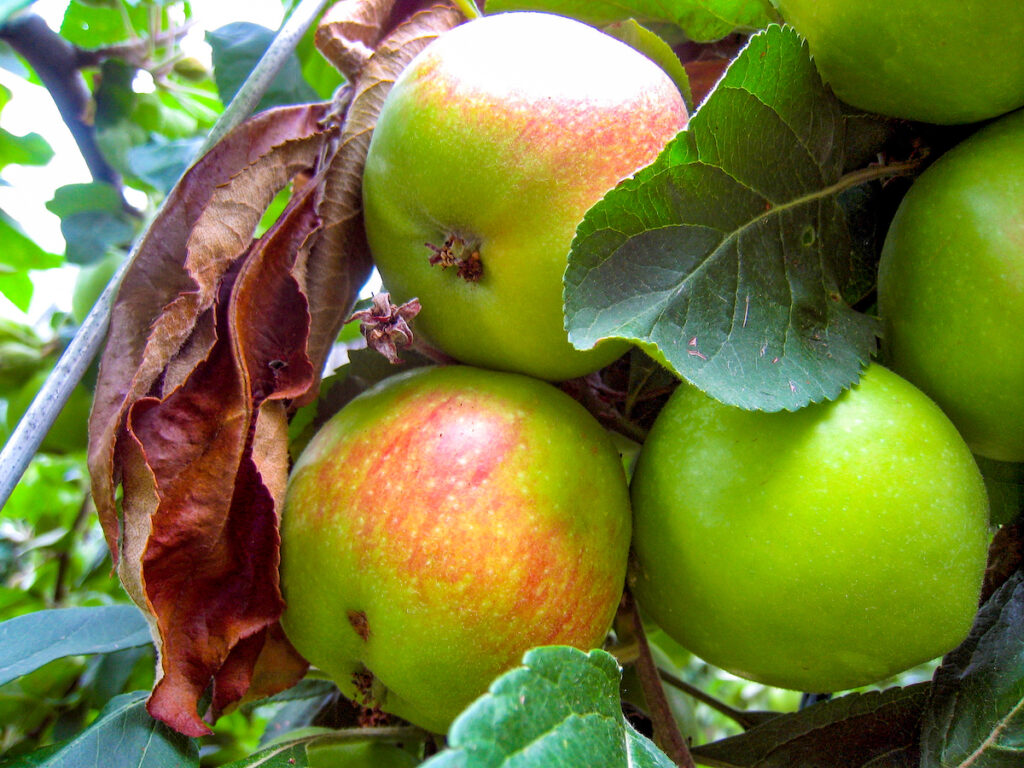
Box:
[1,0,1022,767]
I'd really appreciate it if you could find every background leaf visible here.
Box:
[691,684,929,767]
[4,691,199,768]
[564,25,880,412]
[45,182,137,265]
[208,22,320,111]
[422,646,675,768]
[920,571,1024,767]
[0,605,151,687]
[485,0,779,41]
[0,209,61,310]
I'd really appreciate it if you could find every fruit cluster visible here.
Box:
[279,7,1020,735]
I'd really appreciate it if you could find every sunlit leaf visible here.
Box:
[423,647,675,768]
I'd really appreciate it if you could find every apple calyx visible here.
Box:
[425,234,483,282]
[350,292,422,363]
[351,667,391,727]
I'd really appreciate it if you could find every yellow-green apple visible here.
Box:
[629,364,990,693]
[361,11,689,381]
[772,0,1024,124]
[279,365,632,733]
[878,107,1024,462]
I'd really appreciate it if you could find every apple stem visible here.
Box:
[624,590,696,768]
[451,0,482,20]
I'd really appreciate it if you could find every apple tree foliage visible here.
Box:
[0,0,1021,766]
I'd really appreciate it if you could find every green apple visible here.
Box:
[772,0,1024,124]
[878,108,1024,462]
[307,741,418,768]
[279,365,632,733]
[629,364,989,693]
[362,12,688,381]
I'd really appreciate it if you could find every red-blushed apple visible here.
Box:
[361,11,689,381]
[279,365,632,733]
[629,364,990,694]
[878,107,1024,463]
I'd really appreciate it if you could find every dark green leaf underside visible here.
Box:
[921,572,1024,767]
[0,605,151,687]
[565,25,879,412]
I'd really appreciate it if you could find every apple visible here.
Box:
[878,107,1024,462]
[279,365,632,733]
[361,11,689,381]
[307,741,418,768]
[771,0,1024,124]
[629,364,990,693]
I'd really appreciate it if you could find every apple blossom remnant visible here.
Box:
[349,292,422,363]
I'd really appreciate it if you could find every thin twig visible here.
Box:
[624,591,695,768]
[658,669,771,731]
[0,0,332,510]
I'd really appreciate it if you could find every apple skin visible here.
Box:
[878,108,1024,462]
[362,12,688,381]
[772,0,1024,124]
[629,364,990,693]
[307,741,418,768]
[279,365,632,733]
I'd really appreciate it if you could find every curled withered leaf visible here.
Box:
[302,3,463,381]
[315,0,396,82]
[87,1,466,739]
[87,102,347,736]
[124,174,327,736]
[89,103,333,563]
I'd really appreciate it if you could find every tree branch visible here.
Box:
[0,14,123,191]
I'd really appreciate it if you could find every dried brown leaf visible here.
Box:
[316,0,396,81]
[87,4,463,737]
[89,103,332,561]
[130,176,325,735]
[302,4,463,379]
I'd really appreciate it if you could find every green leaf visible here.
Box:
[46,181,123,219]
[46,182,136,264]
[602,19,693,112]
[485,0,779,41]
[126,136,203,194]
[421,646,675,768]
[0,128,53,169]
[5,691,199,768]
[0,269,31,311]
[59,0,149,47]
[0,209,61,310]
[692,684,929,767]
[207,22,319,112]
[219,740,309,767]
[0,605,152,686]
[921,571,1024,767]
[564,25,880,412]
[0,209,60,271]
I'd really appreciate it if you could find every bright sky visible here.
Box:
[0,0,287,325]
